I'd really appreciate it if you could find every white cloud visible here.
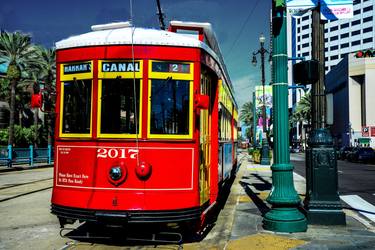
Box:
[232,74,259,108]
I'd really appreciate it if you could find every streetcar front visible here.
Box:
[51,25,205,227]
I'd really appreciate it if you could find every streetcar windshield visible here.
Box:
[150,79,190,135]
[62,80,92,134]
[100,79,140,134]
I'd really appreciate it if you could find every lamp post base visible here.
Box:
[260,138,271,165]
[304,128,346,225]
[263,207,307,232]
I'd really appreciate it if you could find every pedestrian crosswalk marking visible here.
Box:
[341,195,375,223]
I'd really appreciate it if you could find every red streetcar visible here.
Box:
[51,21,238,231]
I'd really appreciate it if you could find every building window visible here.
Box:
[363,27,373,33]
[324,28,328,33]
[352,40,361,46]
[330,26,338,32]
[341,43,349,48]
[325,47,328,52]
[325,66,329,71]
[354,9,361,15]
[298,45,301,50]
[363,16,373,23]
[351,20,361,26]
[330,35,338,41]
[298,27,301,33]
[351,30,361,36]
[302,24,309,30]
[340,23,349,29]
[325,57,328,61]
[302,52,309,57]
[298,36,301,42]
[302,15,309,21]
[341,33,349,39]
[330,55,339,60]
[302,43,309,48]
[330,45,339,50]
[341,53,348,59]
[363,37,373,43]
[324,38,328,42]
[363,6,373,12]
[353,0,360,5]
[302,34,309,39]
[297,19,301,25]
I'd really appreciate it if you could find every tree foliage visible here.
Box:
[0,31,55,147]
[239,101,254,126]
[290,91,311,125]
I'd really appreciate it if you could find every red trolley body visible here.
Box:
[51,21,238,227]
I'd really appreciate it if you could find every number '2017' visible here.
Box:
[97,148,139,159]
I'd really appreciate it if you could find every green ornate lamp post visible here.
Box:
[252,34,271,165]
[262,0,307,232]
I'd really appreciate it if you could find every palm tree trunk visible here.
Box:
[8,79,16,146]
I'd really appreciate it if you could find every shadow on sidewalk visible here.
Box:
[239,179,270,216]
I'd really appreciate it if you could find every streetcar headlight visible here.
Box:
[109,166,122,181]
[135,162,152,180]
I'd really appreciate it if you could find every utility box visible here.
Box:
[293,60,319,85]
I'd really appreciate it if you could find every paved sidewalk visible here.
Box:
[223,153,375,249]
[0,163,53,173]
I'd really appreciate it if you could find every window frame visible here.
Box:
[59,61,94,138]
[147,60,194,139]
[97,60,143,138]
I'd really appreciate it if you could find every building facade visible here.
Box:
[326,53,375,148]
[292,0,374,73]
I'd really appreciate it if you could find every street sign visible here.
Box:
[362,126,369,137]
[287,0,316,17]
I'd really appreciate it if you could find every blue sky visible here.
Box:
[0,0,272,108]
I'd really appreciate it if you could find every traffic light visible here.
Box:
[293,60,319,85]
[355,50,374,58]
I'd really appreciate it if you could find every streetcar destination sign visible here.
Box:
[64,63,92,74]
[102,62,140,72]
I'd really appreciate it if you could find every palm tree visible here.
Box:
[239,101,254,126]
[291,91,311,125]
[34,46,56,146]
[0,31,40,146]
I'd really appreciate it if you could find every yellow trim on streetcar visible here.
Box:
[98,60,143,79]
[97,79,143,138]
[148,60,194,81]
[147,79,194,139]
[59,80,93,138]
[60,61,93,81]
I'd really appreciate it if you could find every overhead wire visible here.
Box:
[224,0,262,58]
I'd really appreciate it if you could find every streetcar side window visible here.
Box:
[150,79,190,135]
[62,80,92,134]
[100,79,140,134]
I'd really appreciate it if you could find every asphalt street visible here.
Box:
[291,152,375,225]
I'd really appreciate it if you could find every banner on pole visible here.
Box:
[287,0,353,20]
[320,0,353,20]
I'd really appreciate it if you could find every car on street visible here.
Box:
[338,146,354,160]
[347,147,375,163]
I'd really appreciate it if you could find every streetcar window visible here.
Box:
[150,79,190,135]
[62,80,92,134]
[100,79,140,134]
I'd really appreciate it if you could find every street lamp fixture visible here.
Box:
[252,33,270,165]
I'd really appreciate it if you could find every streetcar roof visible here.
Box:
[56,21,237,108]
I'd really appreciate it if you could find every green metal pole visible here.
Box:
[253,92,257,147]
[263,0,307,232]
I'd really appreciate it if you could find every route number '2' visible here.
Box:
[97,148,139,159]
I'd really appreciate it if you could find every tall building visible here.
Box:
[292,0,374,73]
[287,1,375,149]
